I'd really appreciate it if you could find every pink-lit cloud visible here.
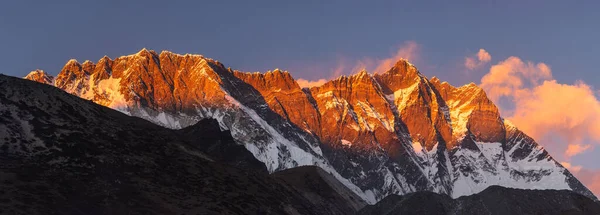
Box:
[296,41,421,88]
[480,56,600,160]
[373,41,419,74]
[465,49,492,70]
[562,162,600,197]
[480,53,600,197]
[352,41,420,74]
[296,78,327,88]
[566,144,593,158]
[480,56,552,102]
[561,162,583,173]
[571,168,600,198]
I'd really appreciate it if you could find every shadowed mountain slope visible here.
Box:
[0,74,364,215]
[359,186,600,215]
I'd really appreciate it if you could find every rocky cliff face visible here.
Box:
[232,70,322,134]
[24,69,53,84]
[25,49,597,203]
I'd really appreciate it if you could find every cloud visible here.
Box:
[296,41,420,88]
[479,53,600,198]
[566,144,593,157]
[352,41,420,74]
[480,56,600,159]
[373,41,419,74]
[465,49,492,70]
[296,78,327,88]
[508,80,600,158]
[561,162,583,173]
[480,56,552,102]
[571,168,600,198]
[477,49,492,63]
[562,162,600,197]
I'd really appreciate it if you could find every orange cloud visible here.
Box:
[561,162,583,173]
[465,49,491,70]
[509,80,600,158]
[571,168,600,198]
[373,41,419,74]
[480,53,600,198]
[566,144,593,158]
[564,163,600,197]
[353,41,420,74]
[296,41,420,87]
[480,56,552,102]
[296,78,327,88]
[477,49,492,62]
[480,56,600,159]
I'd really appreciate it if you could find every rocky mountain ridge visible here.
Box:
[25,49,597,203]
[0,74,366,214]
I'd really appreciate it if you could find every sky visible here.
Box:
[1,0,600,195]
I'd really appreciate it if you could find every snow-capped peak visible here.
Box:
[25,49,597,203]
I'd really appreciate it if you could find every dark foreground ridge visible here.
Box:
[0,74,364,214]
[359,185,600,215]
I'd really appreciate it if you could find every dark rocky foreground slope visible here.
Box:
[359,186,600,215]
[272,166,367,213]
[0,74,365,215]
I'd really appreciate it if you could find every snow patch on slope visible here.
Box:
[451,142,570,198]
[222,94,376,204]
[356,101,393,131]
[447,100,475,139]
[391,82,419,113]
[341,139,352,147]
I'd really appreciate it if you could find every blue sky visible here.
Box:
[2,1,599,86]
[2,0,600,192]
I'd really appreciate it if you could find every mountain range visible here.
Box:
[3,73,599,214]
[19,49,598,205]
[0,74,367,214]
